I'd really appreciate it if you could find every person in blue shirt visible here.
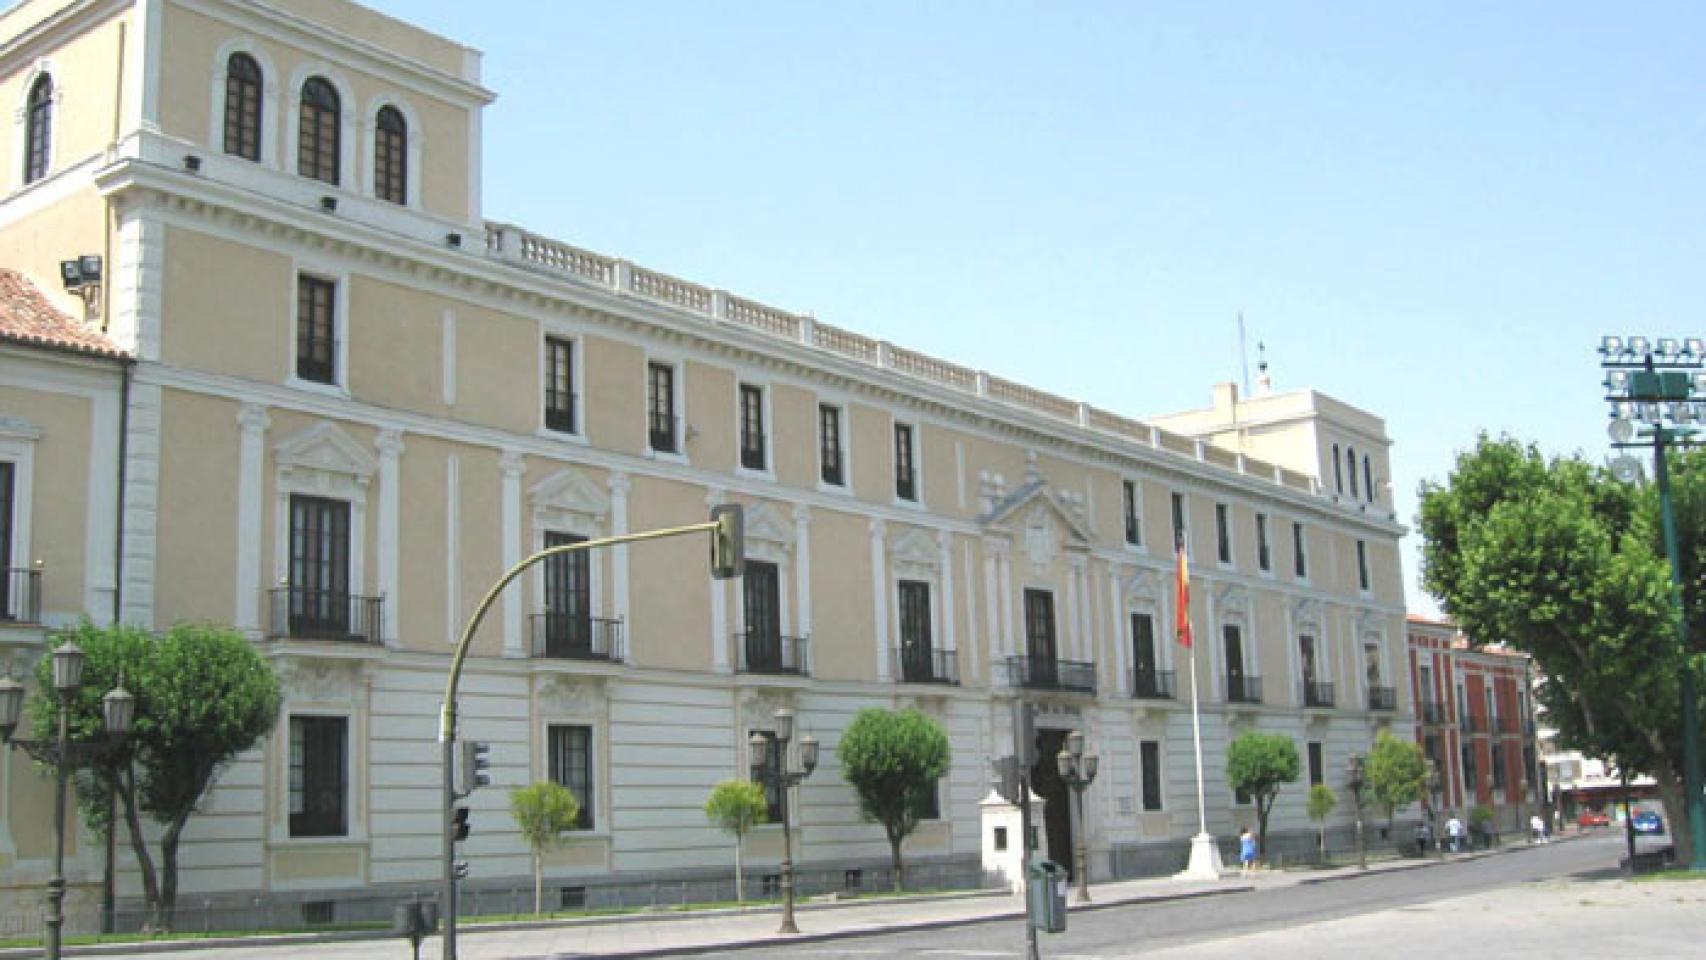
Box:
[1239,827,1258,877]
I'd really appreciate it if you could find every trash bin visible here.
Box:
[1026,860,1068,933]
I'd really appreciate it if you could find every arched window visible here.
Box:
[374,105,406,204]
[1346,446,1359,498]
[224,53,263,161]
[298,77,340,185]
[24,74,52,183]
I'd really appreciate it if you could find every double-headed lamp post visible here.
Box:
[1055,730,1099,903]
[749,708,818,935]
[1599,335,1706,873]
[0,642,135,960]
[1346,754,1367,871]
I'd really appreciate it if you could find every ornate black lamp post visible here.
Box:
[1346,753,1367,871]
[1055,730,1099,903]
[749,708,818,934]
[0,643,135,960]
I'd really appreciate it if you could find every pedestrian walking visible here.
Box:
[1530,814,1547,844]
[1239,827,1258,877]
[1446,815,1465,853]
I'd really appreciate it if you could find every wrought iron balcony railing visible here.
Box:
[894,646,959,685]
[531,614,624,662]
[0,566,42,624]
[1130,668,1175,700]
[1302,680,1336,709]
[1226,675,1263,704]
[1005,655,1096,695]
[1368,685,1398,711]
[268,587,383,644]
[737,631,810,677]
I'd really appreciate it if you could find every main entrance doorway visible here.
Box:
[1028,728,1074,879]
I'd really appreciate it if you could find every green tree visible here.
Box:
[1225,731,1300,857]
[1417,434,1698,862]
[704,779,768,904]
[837,708,951,892]
[509,781,581,916]
[28,621,280,931]
[1306,783,1338,860]
[1365,732,1427,833]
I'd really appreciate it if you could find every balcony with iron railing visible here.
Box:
[1130,668,1175,700]
[530,614,624,662]
[1420,699,1447,725]
[1005,655,1096,695]
[0,566,42,624]
[1226,675,1263,704]
[893,647,959,685]
[737,631,810,677]
[1302,680,1336,709]
[1368,685,1398,711]
[267,587,383,644]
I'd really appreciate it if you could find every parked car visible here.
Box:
[1632,810,1665,835]
[1578,809,1611,828]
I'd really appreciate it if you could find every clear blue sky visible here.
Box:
[365,0,1706,616]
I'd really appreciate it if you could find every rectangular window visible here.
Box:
[647,362,677,453]
[741,560,786,674]
[0,462,12,617]
[544,337,576,433]
[1023,589,1057,663]
[548,724,594,829]
[920,780,941,820]
[894,423,917,501]
[1308,742,1324,786]
[898,579,933,682]
[289,716,347,837]
[296,275,336,384]
[1293,521,1308,579]
[1357,540,1370,592]
[1140,740,1163,811]
[1215,503,1231,564]
[1122,480,1141,546]
[750,730,785,823]
[819,404,844,486]
[1255,513,1270,572]
[288,495,350,638]
[1492,744,1508,790]
[541,531,591,656]
[1364,641,1383,689]
[1171,492,1187,551]
[1223,624,1249,701]
[1462,743,1478,792]
[1131,612,1158,694]
[739,384,766,471]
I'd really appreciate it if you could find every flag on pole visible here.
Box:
[1175,540,1192,648]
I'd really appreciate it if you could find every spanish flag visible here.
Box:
[1175,540,1192,648]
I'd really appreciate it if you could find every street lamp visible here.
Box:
[749,708,818,934]
[1055,730,1099,903]
[1599,334,1706,872]
[0,643,134,960]
[1346,754,1367,871]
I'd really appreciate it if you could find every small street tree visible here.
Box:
[1365,732,1428,835]
[29,621,280,931]
[1225,731,1300,857]
[1306,783,1338,861]
[509,781,581,916]
[704,779,768,904]
[837,707,951,892]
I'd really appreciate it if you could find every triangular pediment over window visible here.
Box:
[980,479,1094,548]
[275,422,377,480]
[529,468,609,524]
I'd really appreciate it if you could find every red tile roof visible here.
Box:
[0,268,127,358]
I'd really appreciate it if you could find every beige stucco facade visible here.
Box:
[0,0,1414,929]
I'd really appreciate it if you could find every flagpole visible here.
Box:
[1174,542,1223,879]
[1189,643,1207,835]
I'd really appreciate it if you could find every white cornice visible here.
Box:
[0,0,128,74]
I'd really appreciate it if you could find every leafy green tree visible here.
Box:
[704,779,768,904]
[28,621,280,931]
[837,708,951,891]
[510,781,581,915]
[1417,434,1699,862]
[1306,783,1338,860]
[1365,732,1427,832]
[1225,731,1300,857]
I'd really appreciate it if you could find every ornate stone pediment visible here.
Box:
[1292,597,1324,631]
[534,674,607,716]
[277,657,367,704]
[1123,567,1161,605]
[1215,582,1251,619]
[275,422,376,482]
[891,526,939,576]
[529,468,609,526]
[745,501,792,550]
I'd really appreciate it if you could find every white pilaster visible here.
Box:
[445,455,460,647]
[610,472,632,641]
[870,518,889,682]
[936,529,956,666]
[233,404,270,636]
[1064,560,1082,662]
[998,544,1016,660]
[375,429,404,645]
[962,539,980,682]
[1108,568,1126,694]
[441,309,458,407]
[500,451,525,657]
[118,381,162,627]
[793,504,812,639]
[982,541,1000,685]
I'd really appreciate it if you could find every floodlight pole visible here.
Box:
[1649,424,1706,871]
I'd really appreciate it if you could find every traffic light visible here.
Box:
[453,860,469,880]
[710,503,744,580]
[452,805,470,842]
[458,740,491,796]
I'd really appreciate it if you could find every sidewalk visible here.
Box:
[20,836,1568,960]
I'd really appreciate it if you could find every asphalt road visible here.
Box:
[690,833,1647,959]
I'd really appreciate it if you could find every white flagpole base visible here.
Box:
[1176,832,1226,880]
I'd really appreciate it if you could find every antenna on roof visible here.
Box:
[1238,313,1250,396]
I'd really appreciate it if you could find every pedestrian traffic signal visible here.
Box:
[458,740,491,795]
[710,503,744,580]
[453,859,469,880]
[453,805,470,842]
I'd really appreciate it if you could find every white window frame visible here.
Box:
[1357,539,1372,595]
[890,527,944,680]
[537,331,586,442]
[892,417,922,507]
[276,708,363,853]
[1138,738,1166,812]
[732,503,796,643]
[1170,490,1190,559]
[1214,501,1235,570]
[287,262,352,397]
[1292,519,1310,583]
[362,94,423,209]
[528,471,611,645]
[816,399,852,495]
[271,423,374,603]
[210,39,280,168]
[285,63,357,190]
[734,379,774,480]
[16,60,57,189]
[642,353,688,464]
[542,719,607,838]
[1121,477,1144,552]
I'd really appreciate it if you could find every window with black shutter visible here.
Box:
[1171,492,1187,552]
[224,54,262,161]
[289,716,347,837]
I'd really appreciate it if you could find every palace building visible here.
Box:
[0,0,1412,929]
